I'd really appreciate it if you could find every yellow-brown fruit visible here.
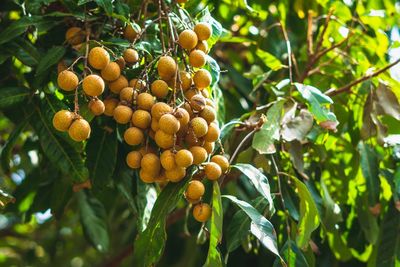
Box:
[68,118,91,142]
[204,122,220,142]
[88,47,110,70]
[175,149,193,168]
[157,56,177,80]
[189,146,208,165]
[131,109,151,129]
[82,74,105,96]
[123,48,139,63]
[155,130,174,149]
[109,75,128,94]
[151,119,159,131]
[129,79,146,90]
[189,50,206,68]
[116,57,126,70]
[119,87,136,102]
[166,167,186,182]
[190,94,206,111]
[65,27,85,45]
[88,98,105,116]
[126,151,142,169]
[200,106,216,123]
[101,62,121,81]
[186,180,205,200]
[211,155,229,173]
[151,102,173,120]
[124,127,144,145]
[57,60,67,74]
[179,71,192,91]
[193,69,212,89]
[193,203,211,222]
[184,88,199,101]
[139,169,155,183]
[151,80,169,98]
[194,22,212,41]
[185,129,204,147]
[190,117,208,137]
[124,23,140,42]
[160,150,176,171]
[196,40,209,54]
[175,108,190,127]
[159,114,180,134]
[57,70,79,91]
[206,98,216,108]
[204,162,222,180]
[139,146,156,156]
[201,89,210,98]
[104,98,119,116]
[53,110,74,132]
[149,129,156,140]
[137,93,155,111]
[141,153,161,176]
[183,102,195,118]
[203,141,215,154]
[113,105,133,124]
[178,29,198,50]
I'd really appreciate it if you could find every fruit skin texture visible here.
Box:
[159,114,180,134]
[53,110,74,132]
[116,57,126,70]
[137,93,155,111]
[190,94,206,111]
[193,69,212,89]
[131,110,151,129]
[179,71,192,91]
[104,98,119,116]
[126,151,142,169]
[204,122,220,142]
[166,167,186,182]
[178,29,198,50]
[68,118,91,142]
[191,117,208,137]
[157,56,177,80]
[186,180,205,200]
[175,149,193,168]
[189,146,208,165]
[151,102,173,120]
[124,127,144,145]
[204,162,222,180]
[140,169,155,183]
[211,155,230,173]
[193,203,211,222]
[200,106,216,124]
[124,23,140,42]
[160,150,176,171]
[113,105,133,124]
[101,62,121,81]
[196,40,209,54]
[88,47,110,70]
[65,27,85,45]
[57,70,79,91]
[141,153,161,176]
[123,48,139,63]
[189,50,206,68]
[109,75,128,94]
[88,99,105,116]
[175,108,190,127]
[151,80,169,98]
[82,75,105,96]
[155,130,175,149]
[194,23,212,41]
[203,141,215,154]
[119,87,136,102]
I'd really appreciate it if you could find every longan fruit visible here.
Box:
[126,151,142,169]
[57,70,79,91]
[120,87,136,102]
[65,27,85,45]
[206,98,216,108]
[124,127,144,145]
[141,153,161,175]
[159,114,180,134]
[82,74,105,96]
[88,98,105,116]
[178,29,198,50]
[57,60,67,74]
[175,149,193,168]
[104,98,119,116]
[139,146,156,156]
[68,118,91,142]
[193,203,211,222]
[124,23,140,42]
[185,129,204,147]
[151,80,169,98]
[186,180,205,200]
[139,169,155,183]
[109,75,128,94]
[190,117,208,137]
[185,88,199,101]
[129,79,146,90]
[203,141,215,154]
[183,102,195,118]
[193,69,212,90]
[131,109,151,129]
[204,122,220,142]
[123,48,139,63]
[160,150,176,171]
[189,146,208,165]
[157,56,177,80]
[204,162,222,180]
[53,110,74,132]
[200,106,216,123]
[101,62,121,81]
[155,130,175,149]
[88,47,110,70]
[166,167,186,182]
[137,93,155,111]
[151,102,173,120]
[201,89,210,98]
[174,108,190,127]
[151,119,159,131]
[190,94,206,111]
[113,105,133,124]
[194,22,212,41]
[196,40,209,54]
[186,196,201,204]
[189,50,206,68]
[179,71,192,91]
[116,57,126,70]
[211,155,229,173]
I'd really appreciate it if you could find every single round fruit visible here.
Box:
[151,102,173,120]
[68,118,91,142]
[160,150,176,171]
[159,114,180,134]
[101,62,121,81]
[190,117,208,137]
[200,106,216,124]
[104,98,119,116]
[206,98,215,108]
[116,57,126,70]
[179,71,192,91]
[124,127,144,145]
[88,99,105,116]
[157,56,177,80]
[65,27,85,45]
[178,29,198,50]
[201,89,210,98]
[186,180,205,200]
[151,119,159,131]
[185,88,199,101]
[193,203,211,222]
[196,40,209,54]
[82,74,105,96]
[109,75,128,94]
[57,70,79,91]
[132,109,151,129]
[190,94,206,111]
[193,69,212,89]
[140,169,155,183]
[151,80,169,98]
[204,162,222,180]
[166,167,186,182]
[123,48,139,63]
[189,146,208,165]
[189,50,206,68]
[126,151,142,169]
[204,122,220,142]
[175,149,193,168]
[137,93,155,111]
[141,153,161,176]
[53,110,74,132]
[124,23,140,42]
[175,108,190,127]
[113,105,133,124]
[120,87,136,102]
[194,23,212,41]
[211,155,229,173]
[203,141,215,154]
[155,130,175,149]
[129,79,146,90]
[88,47,110,70]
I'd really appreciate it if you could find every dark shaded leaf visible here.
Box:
[0,87,31,109]
[358,142,380,205]
[273,240,309,267]
[0,16,43,44]
[36,46,66,76]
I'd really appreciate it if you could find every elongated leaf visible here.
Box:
[95,0,113,16]
[358,142,380,206]
[205,55,220,89]
[0,87,31,109]
[135,179,157,232]
[355,193,379,244]
[256,49,284,71]
[0,16,43,44]
[273,240,309,267]
[36,46,66,76]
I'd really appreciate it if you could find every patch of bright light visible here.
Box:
[35,209,52,224]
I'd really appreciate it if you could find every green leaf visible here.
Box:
[358,142,380,205]
[135,179,157,232]
[0,16,43,45]
[205,182,223,267]
[205,55,220,89]
[282,109,314,142]
[0,87,31,109]
[78,191,109,252]
[95,0,113,16]
[36,46,66,76]
[355,193,379,244]
[256,49,284,71]
[196,7,224,48]
[273,240,310,267]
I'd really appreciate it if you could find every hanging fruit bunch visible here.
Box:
[51,0,228,223]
